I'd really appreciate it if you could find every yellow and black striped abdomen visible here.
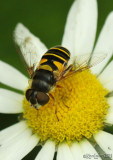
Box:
[39,46,71,72]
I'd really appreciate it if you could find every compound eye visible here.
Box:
[26,89,34,101]
[37,92,49,106]
[29,97,37,105]
[26,89,37,105]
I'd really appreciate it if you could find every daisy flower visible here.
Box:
[0,0,113,159]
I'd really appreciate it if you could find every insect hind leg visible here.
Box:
[62,64,74,77]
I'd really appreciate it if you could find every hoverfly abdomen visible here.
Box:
[39,46,71,72]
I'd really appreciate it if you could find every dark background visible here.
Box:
[0,0,113,159]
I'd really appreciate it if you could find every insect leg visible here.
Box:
[62,64,74,77]
[49,93,54,100]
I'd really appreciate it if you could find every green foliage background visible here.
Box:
[0,0,113,159]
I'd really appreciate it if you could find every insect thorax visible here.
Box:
[31,69,56,93]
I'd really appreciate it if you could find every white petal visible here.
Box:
[0,61,28,91]
[107,97,113,112]
[91,12,113,74]
[0,88,24,113]
[104,80,113,92]
[12,134,39,160]
[14,23,47,70]
[57,142,74,160]
[105,97,113,124]
[98,61,113,87]
[70,142,83,160]
[0,128,33,160]
[35,140,55,160]
[62,0,97,56]
[80,139,102,160]
[0,121,27,146]
[94,131,113,158]
[0,88,23,100]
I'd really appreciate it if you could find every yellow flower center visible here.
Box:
[23,70,109,144]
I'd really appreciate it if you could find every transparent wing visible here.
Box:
[70,52,107,71]
[57,52,107,82]
[13,23,47,77]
